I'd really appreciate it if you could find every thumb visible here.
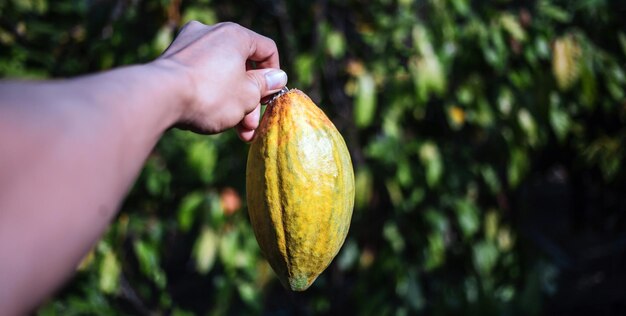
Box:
[246,68,288,98]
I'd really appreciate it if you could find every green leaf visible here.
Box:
[619,32,626,57]
[500,13,526,42]
[134,240,166,289]
[181,6,217,25]
[419,142,443,187]
[472,241,498,275]
[484,211,499,242]
[144,157,171,196]
[354,73,377,128]
[481,166,501,194]
[580,59,597,109]
[153,26,173,54]
[326,29,346,59]
[218,229,239,269]
[193,226,219,274]
[497,88,513,116]
[549,96,571,143]
[410,25,446,101]
[237,282,258,306]
[186,140,217,183]
[424,232,445,271]
[354,167,373,210]
[507,147,529,188]
[294,54,315,87]
[552,35,582,91]
[538,1,571,22]
[474,98,494,127]
[455,199,480,238]
[177,192,203,232]
[99,250,120,294]
[337,239,359,271]
[517,109,538,146]
[385,180,403,207]
[450,0,470,16]
[383,222,405,253]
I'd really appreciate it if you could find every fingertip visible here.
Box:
[241,105,261,130]
[246,68,287,99]
[236,125,256,142]
[264,69,288,91]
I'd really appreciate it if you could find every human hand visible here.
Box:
[152,21,287,141]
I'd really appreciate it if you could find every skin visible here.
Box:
[0,21,287,315]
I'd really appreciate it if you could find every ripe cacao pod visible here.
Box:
[246,89,355,291]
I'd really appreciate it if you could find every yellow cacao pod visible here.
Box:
[246,89,355,291]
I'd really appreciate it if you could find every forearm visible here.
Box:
[0,62,185,314]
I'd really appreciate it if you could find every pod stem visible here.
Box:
[265,86,290,106]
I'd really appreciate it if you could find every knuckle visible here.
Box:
[182,20,203,29]
[268,38,277,49]
[215,21,241,32]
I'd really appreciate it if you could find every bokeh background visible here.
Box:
[2,0,626,315]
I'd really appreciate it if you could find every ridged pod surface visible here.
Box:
[246,89,355,291]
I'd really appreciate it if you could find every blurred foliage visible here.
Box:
[2,0,626,315]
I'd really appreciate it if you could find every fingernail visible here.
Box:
[265,69,288,91]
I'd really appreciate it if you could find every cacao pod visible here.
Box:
[246,89,355,291]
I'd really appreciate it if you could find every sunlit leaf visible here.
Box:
[153,26,173,54]
[354,72,377,128]
[497,87,513,116]
[497,227,515,251]
[484,210,499,242]
[419,142,443,187]
[181,6,217,25]
[354,167,373,210]
[326,29,346,59]
[455,199,480,238]
[410,25,446,101]
[472,241,498,275]
[517,108,538,146]
[237,282,258,307]
[295,54,315,87]
[99,250,120,294]
[553,35,582,91]
[450,0,470,16]
[500,13,526,42]
[447,105,465,129]
[193,226,219,274]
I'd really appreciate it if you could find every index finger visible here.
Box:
[238,25,280,69]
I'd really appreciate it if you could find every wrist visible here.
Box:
[144,58,194,128]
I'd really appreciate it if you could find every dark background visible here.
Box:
[2,0,626,315]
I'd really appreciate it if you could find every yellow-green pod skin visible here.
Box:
[246,89,355,291]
